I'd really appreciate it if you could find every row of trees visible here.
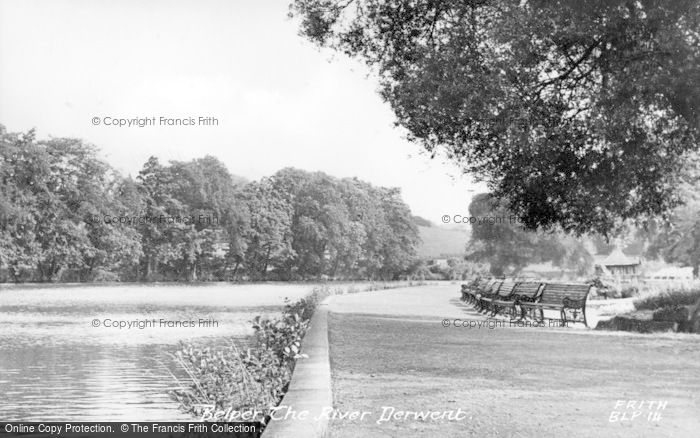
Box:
[4,124,697,282]
[0,126,419,282]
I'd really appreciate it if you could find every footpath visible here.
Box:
[267,284,700,438]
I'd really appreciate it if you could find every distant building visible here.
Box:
[595,248,641,279]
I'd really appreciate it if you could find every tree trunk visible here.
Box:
[261,245,272,280]
[232,261,240,280]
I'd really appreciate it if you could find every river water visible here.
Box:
[0,283,315,422]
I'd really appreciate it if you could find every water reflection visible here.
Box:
[0,283,312,421]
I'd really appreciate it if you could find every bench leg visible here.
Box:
[512,305,523,320]
[535,308,544,323]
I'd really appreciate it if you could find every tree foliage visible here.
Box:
[0,126,420,282]
[466,193,592,276]
[291,0,700,235]
[0,127,142,281]
[644,168,700,275]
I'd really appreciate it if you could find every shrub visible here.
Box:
[634,288,700,311]
[652,306,690,322]
[619,286,639,299]
[89,269,120,282]
[595,316,677,333]
[170,342,288,420]
[170,286,330,424]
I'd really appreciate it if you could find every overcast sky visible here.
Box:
[0,0,484,223]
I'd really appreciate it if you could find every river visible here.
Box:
[0,283,318,422]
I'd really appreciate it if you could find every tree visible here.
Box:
[645,171,700,276]
[136,156,176,280]
[291,0,700,235]
[167,157,249,280]
[466,193,592,276]
[0,127,45,281]
[466,194,544,276]
[271,169,344,278]
[371,186,420,279]
[0,126,142,282]
[239,178,295,280]
[134,156,248,281]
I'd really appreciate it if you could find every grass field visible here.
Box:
[327,311,700,438]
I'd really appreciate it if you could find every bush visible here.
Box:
[89,269,120,282]
[170,286,330,424]
[619,286,639,299]
[634,288,700,311]
[652,306,690,323]
[595,316,677,333]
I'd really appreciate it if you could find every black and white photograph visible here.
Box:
[1,1,699,437]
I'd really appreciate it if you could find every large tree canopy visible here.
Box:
[291,0,700,235]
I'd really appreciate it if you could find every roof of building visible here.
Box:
[599,248,641,267]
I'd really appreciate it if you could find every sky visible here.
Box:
[0,0,485,223]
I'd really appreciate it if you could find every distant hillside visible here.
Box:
[416,225,470,259]
[412,215,433,227]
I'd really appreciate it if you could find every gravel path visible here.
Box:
[326,284,700,437]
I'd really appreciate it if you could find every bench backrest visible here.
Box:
[484,280,503,295]
[462,278,481,291]
[475,279,495,294]
[496,280,518,297]
[539,283,591,306]
[512,282,543,299]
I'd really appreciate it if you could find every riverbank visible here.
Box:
[325,285,700,437]
[168,281,434,428]
[0,279,433,288]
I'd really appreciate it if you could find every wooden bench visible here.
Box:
[461,278,495,305]
[475,280,503,312]
[519,283,591,326]
[494,281,543,319]
[480,280,517,315]
[461,278,483,303]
